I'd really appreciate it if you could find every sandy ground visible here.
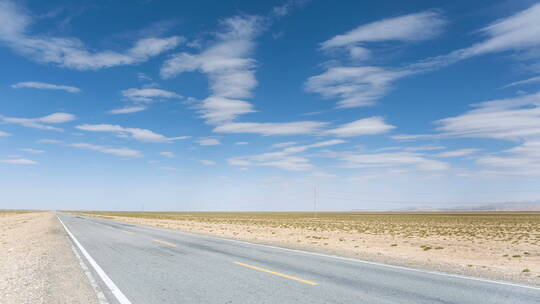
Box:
[85,213,540,286]
[0,212,98,304]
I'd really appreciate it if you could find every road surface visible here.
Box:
[56,213,540,304]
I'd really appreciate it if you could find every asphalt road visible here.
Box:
[56,213,540,304]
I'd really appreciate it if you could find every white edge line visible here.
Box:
[67,240,109,304]
[57,215,132,304]
[86,214,540,292]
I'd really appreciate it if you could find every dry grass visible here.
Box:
[0,210,36,217]
[77,211,540,246]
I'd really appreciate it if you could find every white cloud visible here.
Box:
[0,130,11,137]
[121,88,180,102]
[333,151,450,171]
[37,138,63,144]
[404,145,445,152]
[199,159,216,166]
[321,11,446,58]
[0,0,183,70]
[459,3,540,58]
[11,81,81,93]
[476,140,540,175]
[502,75,540,88]
[0,112,76,131]
[435,148,480,158]
[394,91,540,143]
[20,148,44,154]
[159,166,178,171]
[235,141,248,145]
[306,66,410,108]
[108,106,146,115]
[198,96,255,125]
[1,158,36,165]
[391,133,442,141]
[307,11,445,108]
[272,141,297,148]
[160,151,175,158]
[412,3,540,70]
[228,139,345,171]
[325,116,395,137]
[213,121,327,136]
[68,143,142,157]
[197,138,221,146]
[309,3,540,108]
[161,15,261,124]
[75,124,189,143]
[435,92,540,140]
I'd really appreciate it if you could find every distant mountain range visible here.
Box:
[396,202,540,212]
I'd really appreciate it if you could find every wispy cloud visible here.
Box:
[1,158,37,165]
[435,91,540,140]
[321,11,446,59]
[330,151,450,171]
[11,81,81,93]
[502,75,540,88]
[324,116,395,137]
[0,112,76,131]
[271,141,297,148]
[76,124,189,143]
[228,139,345,171]
[308,3,540,108]
[37,138,63,144]
[307,11,445,108]
[160,151,175,158]
[20,148,44,154]
[161,15,261,124]
[108,106,147,115]
[0,0,183,70]
[68,143,142,157]
[394,91,540,141]
[306,66,409,108]
[404,145,445,152]
[214,121,327,136]
[199,159,216,166]
[197,138,221,146]
[435,148,480,158]
[476,140,540,175]
[0,130,12,137]
[121,88,181,102]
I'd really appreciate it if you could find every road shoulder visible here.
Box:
[0,212,98,304]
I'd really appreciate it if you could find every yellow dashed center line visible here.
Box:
[153,239,177,247]
[121,230,134,235]
[233,261,318,285]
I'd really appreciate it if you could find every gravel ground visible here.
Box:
[0,212,98,304]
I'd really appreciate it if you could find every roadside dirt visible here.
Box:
[86,213,540,287]
[0,212,98,304]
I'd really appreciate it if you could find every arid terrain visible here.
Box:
[77,211,540,286]
[0,211,97,304]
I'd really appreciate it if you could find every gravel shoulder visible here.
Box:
[0,212,98,304]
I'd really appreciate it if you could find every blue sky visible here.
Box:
[1,0,540,211]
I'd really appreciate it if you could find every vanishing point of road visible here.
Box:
[56,213,540,304]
